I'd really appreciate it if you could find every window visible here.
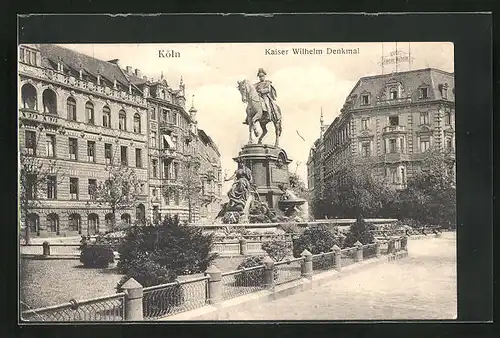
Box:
[21,84,38,110]
[70,177,79,200]
[47,214,59,233]
[445,111,452,125]
[361,118,369,130]
[135,148,142,168]
[439,84,448,99]
[20,47,37,66]
[87,141,96,162]
[85,102,94,124]
[390,89,398,100]
[389,139,397,153]
[174,191,180,205]
[162,109,169,122]
[150,131,157,148]
[68,214,81,232]
[150,107,156,120]
[418,87,429,99]
[26,174,37,200]
[104,143,112,164]
[47,175,57,199]
[46,134,56,158]
[446,137,453,150]
[401,167,406,184]
[102,106,111,127]
[88,179,97,199]
[152,159,158,178]
[420,112,429,125]
[42,89,57,114]
[164,160,171,179]
[69,138,78,160]
[389,115,399,126]
[174,162,179,179]
[119,110,126,130]
[25,130,37,155]
[420,139,431,152]
[133,113,141,133]
[361,94,370,105]
[361,142,370,157]
[391,169,397,184]
[172,135,178,149]
[172,111,178,125]
[399,138,405,153]
[67,97,77,121]
[152,188,157,197]
[121,146,128,165]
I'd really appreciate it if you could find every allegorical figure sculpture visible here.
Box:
[226,161,253,212]
[237,68,283,146]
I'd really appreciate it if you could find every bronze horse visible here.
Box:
[237,79,282,147]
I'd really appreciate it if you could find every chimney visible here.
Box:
[135,69,142,78]
[107,59,120,66]
[126,66,133,74]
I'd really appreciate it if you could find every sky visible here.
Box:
[59,42,454,193]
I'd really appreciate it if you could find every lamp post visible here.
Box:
[85,200,90,237]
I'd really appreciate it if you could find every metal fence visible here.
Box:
[220,265,266,300]
[311,252,336,274]
[142,276,208,320]
[340,247,358,267]
[274,257,303,285]
[21,293,125,322]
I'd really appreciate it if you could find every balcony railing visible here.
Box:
[159,148,177,158]
[382,152,411,162]
[383,125,406,134]
[375,97,412,106]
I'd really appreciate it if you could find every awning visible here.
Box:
[163,134,175,148]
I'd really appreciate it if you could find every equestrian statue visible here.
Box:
[237,68,283,147]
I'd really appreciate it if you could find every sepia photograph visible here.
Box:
[18,41,457,322]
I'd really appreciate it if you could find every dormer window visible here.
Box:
[439,83,449,99]
[19,47,38,66]
[418,87,429,99]
[361,94,370,105]
[390,89,398,100]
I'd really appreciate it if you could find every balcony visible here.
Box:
[375,97,412,106]
[383,125,406,134]
[382,152,411,163]
[159,121,177,133]
[159,148,178,158]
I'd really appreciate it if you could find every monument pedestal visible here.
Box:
[234,144,292,211]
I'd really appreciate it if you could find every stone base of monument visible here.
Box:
[234,144,292,212]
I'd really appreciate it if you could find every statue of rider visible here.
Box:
[243,68,279,125]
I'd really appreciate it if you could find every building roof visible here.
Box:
[345,68,455,110]
[198,129,220,157]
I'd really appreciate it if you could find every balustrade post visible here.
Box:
[261,256,275,289]
[239,238,248,256]
[42,241,50,256]
[331,244,342,271]
[374,238,381,258]
[388,238,396,254]
[204,265,222,304]
[354,241,363,262]
[120,277,143,321]
[300,249,313,279]
[401,236,408,251]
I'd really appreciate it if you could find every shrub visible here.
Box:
[261,239,291,262]
[343,219,375,248]
[117,215,218,289]
[292,224,339,258]
[277,223,301,234]
[234,256,278,286]
[80,245,114,268]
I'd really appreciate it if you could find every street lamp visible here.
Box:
[85,200,90,237]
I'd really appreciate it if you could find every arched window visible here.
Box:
[85,101,95,125]
[105,213,115,228]
[22,84,38,110]
[67,97,77,121]
[102,106,111,128]
[68,213,81,233]
[119,110,126,130]
[121,213,131,225]
[133,113,141,133]
[27,213,39,234]
[42,89,57,114]
[88,213,99,235]
[47,213,59,234]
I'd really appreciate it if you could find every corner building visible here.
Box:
[322,68,455,189]
[18,44,222,237]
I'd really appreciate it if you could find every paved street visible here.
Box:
[223,233,457,320]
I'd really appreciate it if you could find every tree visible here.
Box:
[92,164,142,231]
[19,133,65,244]
[343,219,375,248]
[399,147,456,228]
[162,156,202,223]
[324,156,395,220]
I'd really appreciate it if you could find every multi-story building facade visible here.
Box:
[321,68,455,190]
[18,44,222,236]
